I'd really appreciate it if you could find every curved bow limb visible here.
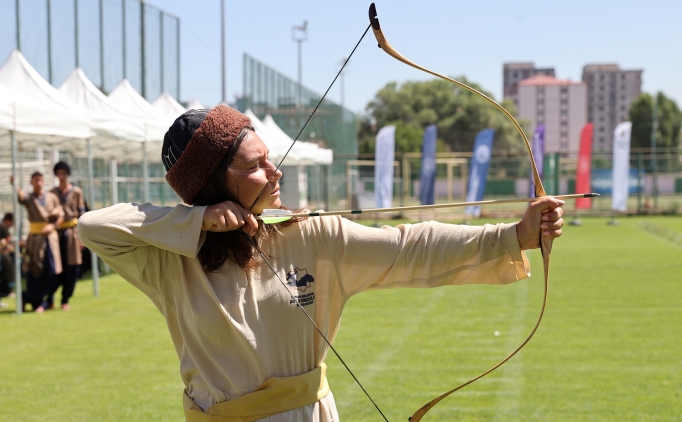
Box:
[368,3,554,421]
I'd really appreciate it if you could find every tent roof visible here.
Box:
[152,91,186,121]
[185,98,206,110]
[108,79,170,142]
[262,115,333,165]
[0,50,92,140]
[59,68,146,143]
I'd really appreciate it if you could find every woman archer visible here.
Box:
[78,105,564,421]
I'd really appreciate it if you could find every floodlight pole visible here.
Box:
[15,0,20,50]
[74,0,79,67]
[221,0,226,104]
[47,0,52,83]
[99,0,104,90]
[140,0,146,99]
[122,0,126,78]
[291,21,307,107]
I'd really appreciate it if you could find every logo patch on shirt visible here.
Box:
[286,266,315,307]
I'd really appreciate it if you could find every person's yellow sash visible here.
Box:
[28,222,51,235]
[184,363,330,422]
[58,219,78,230]
[28,219,78,234]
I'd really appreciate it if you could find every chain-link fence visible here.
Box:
[0,0,180,100]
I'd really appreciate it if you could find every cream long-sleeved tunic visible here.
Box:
[78,203,530,421]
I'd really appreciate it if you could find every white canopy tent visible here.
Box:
[185,98,206,110]
[0,50,93,146]
[263,115,333,165]
[152,91,187,122]
[0,66,100,313]
[108,79,171,204]
[58,68,147,158]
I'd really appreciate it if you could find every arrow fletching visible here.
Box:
[258,209,294,224]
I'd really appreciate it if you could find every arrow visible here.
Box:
[258,193,599,224]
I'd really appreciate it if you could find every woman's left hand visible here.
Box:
[516,197,565,250]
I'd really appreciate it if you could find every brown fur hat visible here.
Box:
[164,105,251,204]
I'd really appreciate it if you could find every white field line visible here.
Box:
[637,221,682,250]
[492,278,529,421]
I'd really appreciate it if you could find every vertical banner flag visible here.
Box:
[465,129,495,217]
[375,125,396,209]
[529,124,545,197]
[575,123,594,209]
[420,124,437,205]
[612,122,632,212]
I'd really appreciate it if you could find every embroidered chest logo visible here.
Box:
[286,266,315,307]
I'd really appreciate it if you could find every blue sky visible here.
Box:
[9,0,679,115]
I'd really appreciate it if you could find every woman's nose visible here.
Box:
[267,162,282,181]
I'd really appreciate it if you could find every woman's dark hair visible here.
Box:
[193,126,297,272]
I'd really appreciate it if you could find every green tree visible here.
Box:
[629,92,682,149]
[358,77,528,154]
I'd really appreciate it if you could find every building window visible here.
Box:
[561,87,568,94]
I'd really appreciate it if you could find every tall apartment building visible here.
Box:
[503,62,555,107]
[517,75,587,155]
[582,64,643,151]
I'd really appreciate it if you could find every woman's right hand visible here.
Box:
[202,201,259,236]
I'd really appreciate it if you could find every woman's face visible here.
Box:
[226,130,282,214]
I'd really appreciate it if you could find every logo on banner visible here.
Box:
[475,144,491,164]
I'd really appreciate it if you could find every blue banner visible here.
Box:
[529,124,545,197]
[465,129,495,217]
[592,169,642,195]
[420,124,437,205]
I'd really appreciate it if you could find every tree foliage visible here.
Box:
[629,92,682,149]
[358,77,528,154]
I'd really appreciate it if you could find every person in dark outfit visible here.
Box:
[0,213,16,307]
[46,162,85,310]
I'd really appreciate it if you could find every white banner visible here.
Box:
[374,125,395,209]
[612,122,632,212]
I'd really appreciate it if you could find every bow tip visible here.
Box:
[369,3,381,30]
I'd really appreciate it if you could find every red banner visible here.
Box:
[575,123,593,209]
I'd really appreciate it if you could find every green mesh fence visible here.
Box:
[0,0,180,100]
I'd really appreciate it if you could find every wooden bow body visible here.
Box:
[367,3,553,420]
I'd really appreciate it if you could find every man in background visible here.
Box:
[11,173,63,313]
[46,162,85,310]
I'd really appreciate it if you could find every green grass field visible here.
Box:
[1,216,680,421]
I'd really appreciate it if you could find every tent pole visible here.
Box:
[87,139,99,297]
[142,140,149,203]
[11,131,23,314]
[110,159,118,204]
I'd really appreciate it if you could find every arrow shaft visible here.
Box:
[267,193,597,219]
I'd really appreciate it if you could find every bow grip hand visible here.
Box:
[516,197,565,250]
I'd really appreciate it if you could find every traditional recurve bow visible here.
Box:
[367,3,553,421]
[248,4,554,420]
